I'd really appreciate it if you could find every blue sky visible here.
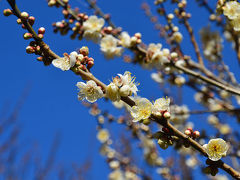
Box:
[0,0,238,179]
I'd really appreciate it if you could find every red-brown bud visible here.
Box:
[184,129,192,136]
[193,131,200,138]
[23,33,33,40]
[3,9,13,16]
[38,27,46,34]
[21,12,29,19]
[26,46,35,54]
[28,16,35,26]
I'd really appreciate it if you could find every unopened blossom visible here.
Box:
[52,51,77,71]
[106,83,121,102]
[172,32,183,43]
[152,97,170,116]
[113,71,139,96]
[203,138,229,161]
[100,35,123,58]
[82,15,104,42]
[119,31,131,48]
[76,80,103,103]
[223,1,240,20]
[97,129,110,143]
[130,98,152,122]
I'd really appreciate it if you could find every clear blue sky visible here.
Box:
[0,0,238,179]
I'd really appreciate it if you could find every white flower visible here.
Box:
[97,129,109,143]
[76,80,103,103]
[223,1,240,20]
[52,51,77,71]
[116,71,139,96]
[82,15,104,42]
[203,138,229,161]
[130,98,152,122]
[100,35,123,58]
[152,97,170,115]
[119,31,131,47]
[106,83,120,102]
[147,43,170,65]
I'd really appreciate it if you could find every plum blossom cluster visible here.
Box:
[222,1,240,31]
[129,97,170,123]
[52,47,94,72]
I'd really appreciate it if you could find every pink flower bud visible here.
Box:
[21,12,29,19]
[3,9,13,16]
[28,16,35,26]
[26,46,35,54]
[184,129,192,136]
[193,131,200,138]
[38,27,46,34]
[87,61,94,69]
[23,33,33,40]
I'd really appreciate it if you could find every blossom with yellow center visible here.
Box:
[203,138,229,161]
[52,51,77,71]
[152,97,170,117]
[76,80,103,103]
[130,98,152,122]
[223,1,240,20]
[100,35,123,58]
[97,129,110,143]
[82,15,105,42]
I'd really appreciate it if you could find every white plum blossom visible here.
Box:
[114,71,139,96]
[97,129,110,143]
[82,15,104,42]
[52,51,77,71]
[203,138,229,161]
[100,35,123,58]
[223,1,240,20]
[119,31,131,48]
[147,43,170,65]
[130,98,152,122]
[152,97,170,116]
[76,80,103,103]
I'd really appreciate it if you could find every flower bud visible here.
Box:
[28,16,35,26]
[38,34,44,39]
[21,12,29,19]
[38,27,46,34]
[37,57,43,61]
[106,83,120,102]
[172,32,183,43]
[17,18,22,24]
[119,85,131,97]
[3,9,13,16]
[87,60,94,69]
[184,129,192,136]
[193,131,200,138]
[163,111,171,119]
[158,139,168,149]
[26,46,35,54]
[23,33,33,40]
[80,46,89,56]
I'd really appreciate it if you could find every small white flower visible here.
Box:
[152,97,170,115]
[130,98,152,122]
[82,15,104,42]
[223,1,240,20]
[106,83,121,102]
[116,71,138,96]
[97,129,109,143]
[52,51,77,71]
[119,31,131,48]
[203,138,229,161]
[76,80,103,103]
[100,35,123,59]
[147,43,169,64]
